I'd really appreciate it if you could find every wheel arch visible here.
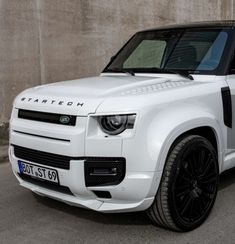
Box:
[155,121,223,173]
[169,126,218,155]
[147,118,224,203]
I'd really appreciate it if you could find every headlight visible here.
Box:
[98,114,136,135]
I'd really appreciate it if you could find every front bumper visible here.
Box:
[9,146,160,212]
[9,108,163,213]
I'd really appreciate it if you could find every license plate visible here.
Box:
[18,160,59,184]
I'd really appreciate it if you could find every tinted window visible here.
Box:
[165,31,228,70]
[124,40,166,68]
[104,28,229,75]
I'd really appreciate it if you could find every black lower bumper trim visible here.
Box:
[93,190,112,199]
[18,174,74,196]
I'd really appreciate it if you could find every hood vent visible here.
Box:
[121,80,192,96]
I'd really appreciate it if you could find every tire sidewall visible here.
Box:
[167,136,219,231]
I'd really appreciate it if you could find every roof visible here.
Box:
[140,20,235,33]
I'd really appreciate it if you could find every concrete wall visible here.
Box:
[0,0,235,134]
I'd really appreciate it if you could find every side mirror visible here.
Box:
[110,56,115,62]
[230,68,235,74]
[229,61,235,74]
[229,54,235,74]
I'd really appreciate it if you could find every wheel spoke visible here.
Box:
[198,193,207,212]
[200,186,214,194]
[201,191,214,200]
[200,192,209,209]
[181,175,191,184]
[199,155,213,177]
[197,198,203,213]
[181,162,193,178]
[198,150,206,171]
[193,151,198,166]
[199,172,217,184]
[201,176,217,185]
[180,195,192,215]
[175,184,189,193]
[188,161,195,176]
[189,198,195,218]
[176,188,190,198]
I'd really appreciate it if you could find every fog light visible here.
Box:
[84,158,126,187]
[90,167,118,176]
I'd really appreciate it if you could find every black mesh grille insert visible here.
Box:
[18,174,74,196]
[85,158,126,187]
[14,145,72,170]
[18,109,76,126]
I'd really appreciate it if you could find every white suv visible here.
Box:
[9,21,235,231]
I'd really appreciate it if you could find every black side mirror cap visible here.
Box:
[110,56,115,62]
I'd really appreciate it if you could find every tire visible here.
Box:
[147,135,219,232]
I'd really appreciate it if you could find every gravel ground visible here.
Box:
[0,161,234,244]
[0,145,8,163]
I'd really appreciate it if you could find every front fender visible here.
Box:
[146,104,224,173]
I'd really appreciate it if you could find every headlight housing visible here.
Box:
[98,114,136,135]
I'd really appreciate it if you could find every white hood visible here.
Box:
[14,74,194,116]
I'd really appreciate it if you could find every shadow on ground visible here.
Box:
[33,194,152,227]
[219,167,235,190]
[32,167,235,228]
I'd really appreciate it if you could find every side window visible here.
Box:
[197,32,228,70]
[165,31,228,71]
[123,40,166,69]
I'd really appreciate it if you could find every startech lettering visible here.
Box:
[20,97,84,107]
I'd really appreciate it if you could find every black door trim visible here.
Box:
[221,86,232,128]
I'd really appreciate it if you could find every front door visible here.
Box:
[226,56,235,149]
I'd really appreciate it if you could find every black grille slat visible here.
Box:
[14,145,71,170]
[18,109,76,126]
[16,151,69,165]
[16,149,69,162]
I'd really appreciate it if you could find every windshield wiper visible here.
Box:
[104,68,135,76]
[147,67,193,80]
[164,69,194,80]
[104,67,193,80]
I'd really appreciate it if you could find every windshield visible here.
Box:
[103,28,229,75]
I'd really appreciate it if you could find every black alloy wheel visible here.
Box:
[147,135,219,231]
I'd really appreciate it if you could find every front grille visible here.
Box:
[18,109,76,126]
[18,174,74,196]
[14,145,72,170]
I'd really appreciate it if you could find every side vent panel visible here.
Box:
[221,87,232,128]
